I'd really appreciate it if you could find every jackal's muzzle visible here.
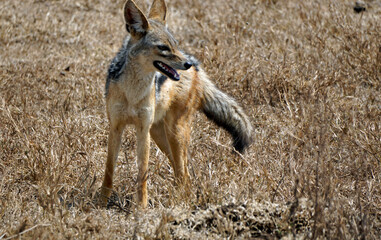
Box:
[153,60,192,81]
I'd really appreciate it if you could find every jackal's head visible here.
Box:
[124,0,192,81]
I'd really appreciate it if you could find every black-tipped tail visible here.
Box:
[201,81,252,153]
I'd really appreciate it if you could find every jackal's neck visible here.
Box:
[118,53,156,104]
[125,37,157,81]
[124,58,155,82]
[105,36,156,98]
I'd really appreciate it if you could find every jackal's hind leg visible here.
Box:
[150,121,175,168]
[164,119,191,184]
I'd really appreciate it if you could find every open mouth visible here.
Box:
[153,61,180,81]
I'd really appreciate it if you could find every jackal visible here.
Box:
[101,0,252,208]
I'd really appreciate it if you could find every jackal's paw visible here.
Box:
[96,186,112,208]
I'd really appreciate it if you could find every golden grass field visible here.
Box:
[1,0,380,238]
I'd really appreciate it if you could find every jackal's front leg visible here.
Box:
[136,122,151,208]
[101,123,125,206]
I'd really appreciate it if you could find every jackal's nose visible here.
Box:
[184,62,192,70]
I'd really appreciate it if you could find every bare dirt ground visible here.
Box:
[1,0,380,239]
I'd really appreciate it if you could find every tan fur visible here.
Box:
[100,0,252,208]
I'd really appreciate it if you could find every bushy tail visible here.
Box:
[200,77,252,153]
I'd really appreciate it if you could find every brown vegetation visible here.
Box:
[1,0,380,238]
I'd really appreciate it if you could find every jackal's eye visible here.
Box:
[157,45,171,52]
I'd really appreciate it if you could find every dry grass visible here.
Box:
[1,0,380,239]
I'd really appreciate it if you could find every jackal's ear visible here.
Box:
[148,0,167,24]
[124,0,149,37]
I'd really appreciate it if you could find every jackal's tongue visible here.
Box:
[153,61,180,81]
